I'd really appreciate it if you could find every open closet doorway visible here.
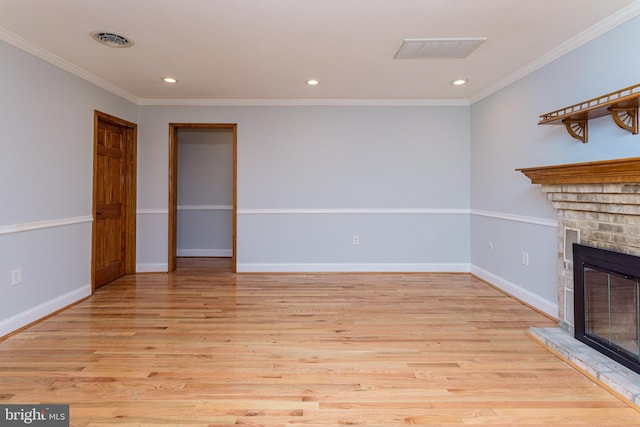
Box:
[168,124,237,273]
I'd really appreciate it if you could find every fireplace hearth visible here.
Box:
[573,244,640,375]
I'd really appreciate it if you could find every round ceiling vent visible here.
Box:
[92,32,133,48]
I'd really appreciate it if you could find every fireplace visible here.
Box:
[573,244,640,374]
[517,158,640,331]
[518,158,640,407]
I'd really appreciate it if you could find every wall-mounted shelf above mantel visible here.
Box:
[538,83,640,143]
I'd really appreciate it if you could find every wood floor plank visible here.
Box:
[1,257,639,426]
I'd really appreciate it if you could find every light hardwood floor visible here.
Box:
[1,258,639,426]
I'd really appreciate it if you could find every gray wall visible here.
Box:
[469,15,640,317]
[177,129,234,256]
[0,40,137,335]
[136,105,471,272]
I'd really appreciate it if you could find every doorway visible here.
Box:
[168,123,237,273]
[92,111,137,289]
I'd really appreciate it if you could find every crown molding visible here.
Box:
[469,1,640,104]
[137,98,469,107]
[0,26,140,105]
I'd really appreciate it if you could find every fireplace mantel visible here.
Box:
[516,157,640,185]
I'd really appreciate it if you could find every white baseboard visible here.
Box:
[470,264,558,319]
[177,249,232,257]
[0,284,92,338]
[136,263,168,273]
[236,262,470,273]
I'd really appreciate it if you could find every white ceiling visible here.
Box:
[0,0,638,104]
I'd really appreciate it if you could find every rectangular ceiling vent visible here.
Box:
[394,37,487,59]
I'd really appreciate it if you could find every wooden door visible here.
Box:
[93,112,137,288]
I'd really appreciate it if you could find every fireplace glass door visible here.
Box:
[574,244,640,375]
[584,267,640,359]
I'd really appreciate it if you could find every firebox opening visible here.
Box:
[574,244,640,375]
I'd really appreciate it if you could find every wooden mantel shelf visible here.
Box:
[517,157,640,185]
[538,84,640,143]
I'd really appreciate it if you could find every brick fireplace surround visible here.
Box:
[518,157,640,408]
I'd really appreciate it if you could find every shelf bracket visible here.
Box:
[562,119,588,143]
[609,106,639,135]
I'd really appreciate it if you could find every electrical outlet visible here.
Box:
[352,235,360,245]
[522,252,529,266]
[11,269,22,286]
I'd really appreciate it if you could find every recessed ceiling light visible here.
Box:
[92,31,133,48]
[306,79,320,86]
[162,77,178,84]
[451,79,469,86]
